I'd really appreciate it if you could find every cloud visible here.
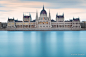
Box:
[0,0,86,22]
[0,1,51,8]
[1,0,86,8]
[19,0,86,9]
[1,0,86,9]
[50,8,86,21]
[0,1,52,22]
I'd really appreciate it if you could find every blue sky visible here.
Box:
[0,0,86,22]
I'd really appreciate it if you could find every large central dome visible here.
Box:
[40,5,47,14]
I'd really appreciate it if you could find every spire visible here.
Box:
[49,9,50,17]
[56,13,58,16]
[36,10,38,20]
[13,17,14,19]
[23,12,24,18]
[23,12,24,16]
[63,13,64,16]
[63,13,64,17]
[29,13,32,21]
[73,17,74,19]
[43,5,44,10]
[49,9,51,20]
[29,12,31,16]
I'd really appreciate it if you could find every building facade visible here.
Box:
[80,21,86,28]
[7,6,81,30]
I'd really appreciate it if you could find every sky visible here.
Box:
[0,0,86,22]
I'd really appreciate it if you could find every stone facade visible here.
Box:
[1,23,7,28]
[80,21,86,28]
[7,6,81,30]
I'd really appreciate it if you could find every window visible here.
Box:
[46,26,48,27]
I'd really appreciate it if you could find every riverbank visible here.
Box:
[0,28,86,31]
[0,28,7,31]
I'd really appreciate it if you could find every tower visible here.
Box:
[36,10,38,21]
[40,5,47,17]
[49,10,51,20]
[56,13,58,21]
[23,13,31,22]
[49,10,51,28]
[29,13,32,21]
[43,5,44,10]
[35,10,38,28]
[56,13,64,22]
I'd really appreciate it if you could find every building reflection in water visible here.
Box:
[0,31,86,57]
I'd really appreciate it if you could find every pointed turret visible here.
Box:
[36,10,38,20]
[63,13,64,17]
[29,13,32,21]
[8,17,9,19]
[63,13,64,15]
[43,5,44,10]
[40,5,47,15]
[29,12,31,16]
[56,13,58,15]
[13,17,14,19]
[49,10,51,20]
[56,13,58,18]
[23,13,24,18]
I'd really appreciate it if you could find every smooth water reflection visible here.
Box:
[0,31,86,57]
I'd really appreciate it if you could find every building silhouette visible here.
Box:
[7,5,81,30]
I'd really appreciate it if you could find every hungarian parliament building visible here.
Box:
[7,6,81,30]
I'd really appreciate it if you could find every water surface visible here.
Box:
[0,31,86,57]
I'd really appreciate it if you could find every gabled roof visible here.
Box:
[8,19,14,22]
[23,16,31,18]
[73,18,80,21]
[15,20,18,22]
[65,20,73,22]
[51,19,56,22]
[15,20,22,22]
[15,21,22,22]
[31,20,36,22]
[57,16,64,18]
[56,15,64,18]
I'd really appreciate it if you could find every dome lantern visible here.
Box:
[40,5,47,15]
